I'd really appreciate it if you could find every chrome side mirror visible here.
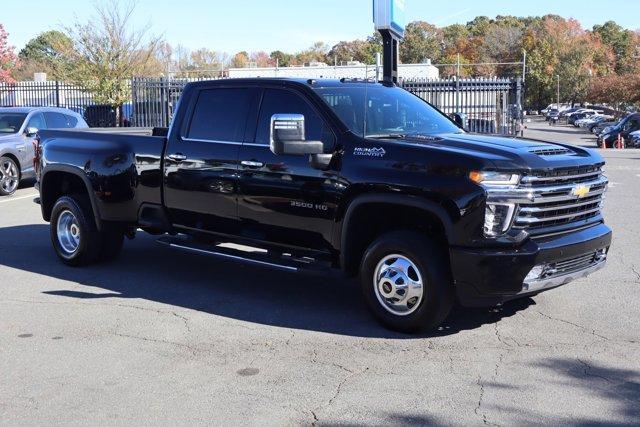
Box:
[25,127,39,137]
[270,114,323,156]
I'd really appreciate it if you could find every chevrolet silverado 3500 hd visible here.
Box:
[35,79,612,332]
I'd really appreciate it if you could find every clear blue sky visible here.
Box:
[3,0,640,54]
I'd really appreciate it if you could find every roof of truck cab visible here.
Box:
[186,78,388,89]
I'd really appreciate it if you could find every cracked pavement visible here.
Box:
[1,119,639,425]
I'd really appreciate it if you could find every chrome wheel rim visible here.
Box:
[57,210,81,255]
[0,159,19,194]
[373,254,424,316]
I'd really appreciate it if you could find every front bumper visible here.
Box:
[450,223,612,307]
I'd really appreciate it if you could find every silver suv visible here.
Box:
[0,107,88,196]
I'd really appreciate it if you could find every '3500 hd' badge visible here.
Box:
[354,147,386,158]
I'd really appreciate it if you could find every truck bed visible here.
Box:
[37,128,167,222]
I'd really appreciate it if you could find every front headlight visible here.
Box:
[469,171,520,186]
[470,171,520,238]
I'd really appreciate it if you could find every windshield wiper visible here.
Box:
[366,133,407,139]
[366,132,451,140]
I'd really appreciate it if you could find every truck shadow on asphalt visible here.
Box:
[0,224,534,339]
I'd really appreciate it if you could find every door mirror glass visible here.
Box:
[24,127,38,137]
[270,114,323,156]
[452,112,466,130]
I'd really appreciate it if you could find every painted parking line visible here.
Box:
[0,193,39,204]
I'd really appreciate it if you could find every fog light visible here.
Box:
[525,265,546,282]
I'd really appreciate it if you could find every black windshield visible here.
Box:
[0,113,27,134]
[314,85,461,138]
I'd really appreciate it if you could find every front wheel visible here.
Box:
[360,231,454,333]
[0,156,20,196]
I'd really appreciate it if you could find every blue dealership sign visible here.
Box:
[373,0,406,38]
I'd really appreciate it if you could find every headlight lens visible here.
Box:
[484,203,516,237]
[470,170,520,238]
[469,171,520,186]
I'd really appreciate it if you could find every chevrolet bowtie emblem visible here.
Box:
[572,185,590,198]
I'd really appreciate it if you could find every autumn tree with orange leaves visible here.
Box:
[0,24,19,83]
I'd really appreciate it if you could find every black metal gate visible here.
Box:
[400,77,521,135]
[0,81,125,127]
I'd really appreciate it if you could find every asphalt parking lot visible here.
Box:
[1,119,639,425]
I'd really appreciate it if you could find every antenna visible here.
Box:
[363,64,369,137]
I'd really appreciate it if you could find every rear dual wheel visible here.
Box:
[50,194,124,266]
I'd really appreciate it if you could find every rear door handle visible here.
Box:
[168,153,187,161]
[241,160,264,168]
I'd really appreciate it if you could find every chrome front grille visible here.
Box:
[514,166,607,233]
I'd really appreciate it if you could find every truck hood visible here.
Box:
[395,132,603,171]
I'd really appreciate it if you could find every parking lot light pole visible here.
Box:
[556,74,560,110]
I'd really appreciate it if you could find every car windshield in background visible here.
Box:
[314,85,461,138]
[0,113,27,134]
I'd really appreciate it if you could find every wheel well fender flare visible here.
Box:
[41,165,103,230]
[338,193,454,270]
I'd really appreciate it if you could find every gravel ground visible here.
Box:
[1,119,638,425]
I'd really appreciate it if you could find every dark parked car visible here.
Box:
[598,113,640,148]
[34,78,611,332]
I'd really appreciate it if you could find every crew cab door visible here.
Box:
[237,87,340,251]
[163,87,258,234]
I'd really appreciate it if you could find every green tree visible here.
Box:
[593,21,635,74]
[19,31,72,63]
[59,0,162,122]
[18,31,74,79]
[270,50,293,67]
[400,21,443,64]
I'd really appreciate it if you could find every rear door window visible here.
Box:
[188,88,253,142]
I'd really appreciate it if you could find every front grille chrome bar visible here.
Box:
[486,176,609,204]
[486,168,608,235]
[520,170,602,184]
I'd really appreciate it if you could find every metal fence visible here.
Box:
[1,76,522,135]
[0,81,127,127]
[400,77,521,135]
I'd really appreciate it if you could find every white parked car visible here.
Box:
[0,107,88,196]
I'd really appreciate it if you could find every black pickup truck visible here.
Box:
[35,78,612,332]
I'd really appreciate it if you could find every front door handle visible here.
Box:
[241,160,264,168]
[168,153,187,161]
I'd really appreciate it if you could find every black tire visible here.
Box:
[0,156,20,196]
[99,228,124,262]
[360,230,454,333]
[50,194,102,266]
